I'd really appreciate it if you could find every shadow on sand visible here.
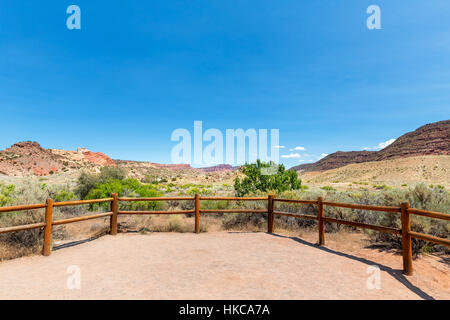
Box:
[263,232,434,300]
[54,230,434,300]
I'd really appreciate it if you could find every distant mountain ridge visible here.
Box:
[292,120,450,172]
[114,160,237,172]
[1,120,448,177]
[0,142,237,177]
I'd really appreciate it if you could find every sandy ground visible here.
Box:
[0,232,448,300]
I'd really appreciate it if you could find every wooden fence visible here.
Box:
[0,194,449,276]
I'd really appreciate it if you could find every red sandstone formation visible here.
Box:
[81,151,116,167]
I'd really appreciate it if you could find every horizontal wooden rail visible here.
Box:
[53,198,113,207]
[52,212,113,226]
[118,197,193,201]
[322,216,401,235]
[199,197,267,201]
[323,201,401,213]
[199,209,267,213]
[118,210,194,215]
[407,208,450,221]
[273,211,318,220]
[0,222,46,234]
[0,194,448,277]
[408,231,450,247]
[0,203,46,213]
[274,199,318,205]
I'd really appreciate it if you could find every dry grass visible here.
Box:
[117,214,213,234]
[301,155,450,189]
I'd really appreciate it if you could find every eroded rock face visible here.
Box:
[0,142,116,176]
[293,120,450,172]
[0,141,63,176]
[77,147,90,153]
[80,150,116,166]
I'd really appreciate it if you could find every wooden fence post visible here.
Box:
[401,202,413,275]
[110,193,118,235]
[318,197,325,246]
[194,194,200,234]
[267,194,274,233]
[43,198,54,256]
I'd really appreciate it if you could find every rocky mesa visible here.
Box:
[292,120,450,172]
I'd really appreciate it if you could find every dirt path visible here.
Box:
[0,232,447,299]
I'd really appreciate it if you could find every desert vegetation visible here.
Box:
[233,161,302,196]
[223,184,449,255]
[0,163,449,261]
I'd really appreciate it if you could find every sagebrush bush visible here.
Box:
[0,179,106,260]
[0,180,52,259]
[223,184,449,254]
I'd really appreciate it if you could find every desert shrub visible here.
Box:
[222,211,267,230]
[85,178,163,211]
[148,216,191,233]
[187,187,213,196]
[98,166,127,181]
[75,166,127,198]
[222,184,449,255]
[200,200,231,211]
[180,200,194,211]
[167,215,185,232]
[373,184,392,190]
[75,166,163,210]
[328,186,448,254]
[141,175,159,184]
[234,160,301,196]
[0,184,15,207]
[367,184,449,254]
[220,190,268,230]
[75,171,100,199]
[223,189,321,231]
[54,189,77,202]
[0,180,52,259]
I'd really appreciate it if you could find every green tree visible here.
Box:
[75,166,127,199]
[234,160,302,196]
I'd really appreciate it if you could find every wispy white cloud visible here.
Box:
[362,138,396,151]
[318,153,328,160]
[281,153,301,159]
[377,138,396,149]
[274,145,285,149]
[290,146,305,151]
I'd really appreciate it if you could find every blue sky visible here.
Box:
[0,1,449,168]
